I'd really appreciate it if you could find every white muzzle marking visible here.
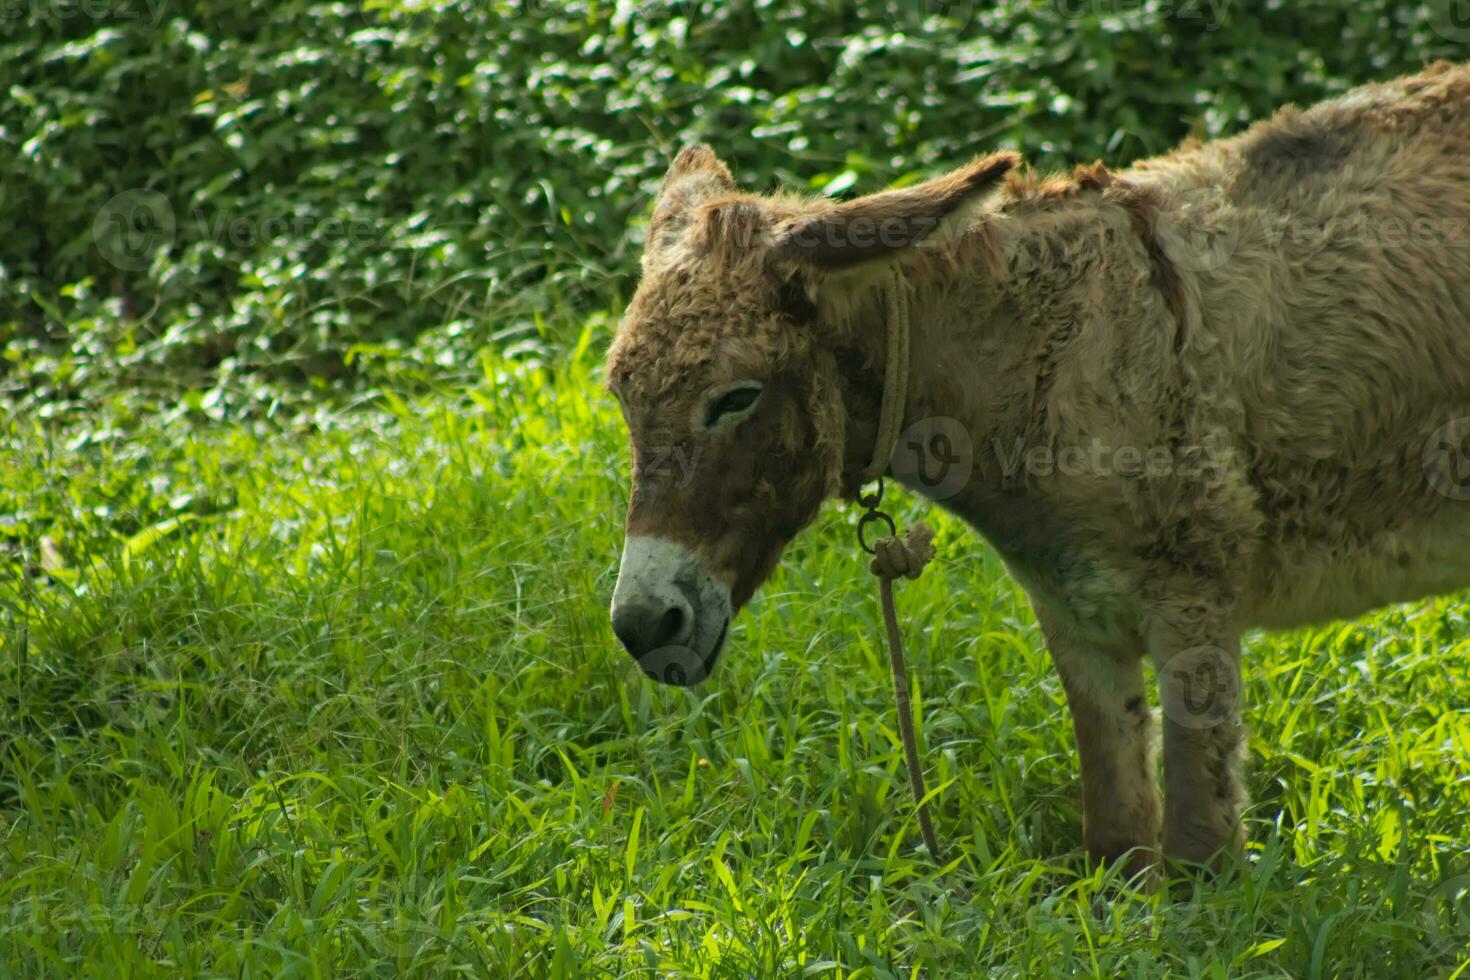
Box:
[610,536,733,685]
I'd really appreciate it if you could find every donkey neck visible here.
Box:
[829,257,1035,503]
[829,191,1173,532]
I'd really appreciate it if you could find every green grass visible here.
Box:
[2,337,1469,977]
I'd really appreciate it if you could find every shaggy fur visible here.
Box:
[606,62,1470,872]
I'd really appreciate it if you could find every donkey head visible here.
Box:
[606,144,1016,685]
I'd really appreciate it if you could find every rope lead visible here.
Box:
[852,269,944,861]
[868,521,943,864]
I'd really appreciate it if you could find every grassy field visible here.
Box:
[2,334,1469,977]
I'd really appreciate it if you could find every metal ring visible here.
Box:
[857,509,897,555]
[856,475,885,512]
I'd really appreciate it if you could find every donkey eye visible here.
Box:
[705,385,762,428]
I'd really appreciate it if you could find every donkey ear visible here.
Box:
[646,144,736,257]
[771,152,1019,272]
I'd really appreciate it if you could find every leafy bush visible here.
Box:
[2,0,1461,417]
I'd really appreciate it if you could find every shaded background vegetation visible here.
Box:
[3,0,1463,420]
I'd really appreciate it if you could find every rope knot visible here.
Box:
[867,522,935,581]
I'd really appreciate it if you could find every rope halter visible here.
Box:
[852,267,942,863]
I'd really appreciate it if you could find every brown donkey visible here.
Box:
[606,62,1470,872]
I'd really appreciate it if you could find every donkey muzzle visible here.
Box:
[610,536,732,686]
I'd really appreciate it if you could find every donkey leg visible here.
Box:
[1147,601,1247,868]
[1034,604,1160,876]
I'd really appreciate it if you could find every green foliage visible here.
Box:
[2,1,1463,417]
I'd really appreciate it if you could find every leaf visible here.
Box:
[121,515,198,570]
[821,170,859,196]
[1238,938,1288,962]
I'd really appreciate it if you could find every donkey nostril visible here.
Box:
[612,617,640,655]
[653,605,685,648]
[612,599,690,657]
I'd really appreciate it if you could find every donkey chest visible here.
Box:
[1002,551,1145,649]
[917,480,1146,648]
